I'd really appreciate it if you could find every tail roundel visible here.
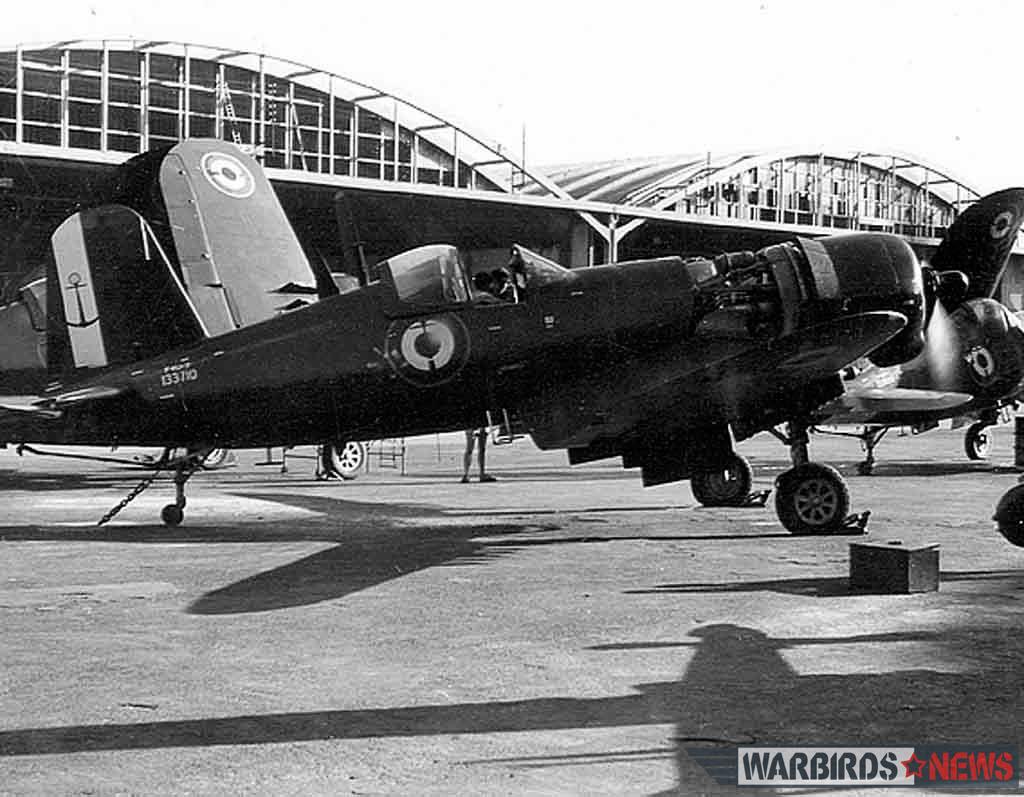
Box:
[930,187,1024,299]
[47,205,206,376]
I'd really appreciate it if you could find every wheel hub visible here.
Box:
[795,479,838,524]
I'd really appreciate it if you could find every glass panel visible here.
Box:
[149,54,181,82]
[188,114,214,137]
[69,50,102,70]
[386,245,470,306]
[23,69,60,95]
[23,125,59,145]
[148,110,180,138]
[148,135,179,151]
[69,129,101,149]
[357,113,380,134]
[23,95,60,124]
[188,60,217,87]
[223,65,252,92]
[109,78,140,104]
[69,101,102,128]
[188,89,215,114]
[22,49,62,67]
[357,161,381,179]
[0,53,15,86]
[509,245,569,288]
[0,93,15,120]
[357,136,380,159]
[295,103,320,126]
[108,132,140,152]
[108,105,140,132]
[149,84,181,110]
[108,51,142,77]
[69,73,101,100]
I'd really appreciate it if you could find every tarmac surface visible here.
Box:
[1,427,1023,795]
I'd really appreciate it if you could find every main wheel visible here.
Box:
[994,484,1024,547]
[775,463,850,535]
[964,422,991,460]
[322,441,367,480]
[161,504,184,526]
[690,454,753,507]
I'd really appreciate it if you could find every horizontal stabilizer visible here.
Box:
[0,402,61,419]
[49,384,125,406]
[836,386,973,414]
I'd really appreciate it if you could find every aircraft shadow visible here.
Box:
[0,467,158,492]
[626,567,1024,599]
[853,462,1017,478]
[2,622,1019,795]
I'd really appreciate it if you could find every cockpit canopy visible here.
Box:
[385,245,471,308]
[381,243,570,314]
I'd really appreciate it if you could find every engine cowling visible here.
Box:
[813,234,927,367]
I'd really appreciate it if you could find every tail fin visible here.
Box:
[47,205,207,376]
[110,139,319,335]
[930,187,1024,299]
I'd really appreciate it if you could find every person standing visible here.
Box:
[461,427,497,483]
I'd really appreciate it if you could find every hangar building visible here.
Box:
[0,40,1019,304]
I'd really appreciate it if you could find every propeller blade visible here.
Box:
[923,298,958,390]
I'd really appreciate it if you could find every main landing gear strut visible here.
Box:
[768,420,852,535]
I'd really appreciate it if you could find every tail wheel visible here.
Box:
[775,463,850,535]
[964,422,991,460]
[322,441,367,480]
[690,454,754,506]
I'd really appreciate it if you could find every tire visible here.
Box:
[690,454,753,507]
[964,422,990,460]
[161,504,184,526]
[994,484,1024,547]
[775,463,850,535]
[323,441,367,480]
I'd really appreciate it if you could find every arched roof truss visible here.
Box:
[0,39,573,200]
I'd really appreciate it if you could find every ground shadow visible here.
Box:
[626,567,1024,599]
[1,622,1019,794]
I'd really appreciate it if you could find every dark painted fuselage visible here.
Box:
[34,257,698,449]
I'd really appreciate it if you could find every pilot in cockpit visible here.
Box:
[471,267,519,303]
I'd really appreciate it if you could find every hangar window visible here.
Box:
[109,78,140,105]
[22,69,60,96]
[107,132,140,153]
[69,74,101,100]
[108,52,142,77]
[23,125,59,146]
[69,129,101,150]
[69,50,102,71]
[23,95,60,124]
[108,105,140,133]
[22,49,61,67]
[150,84,182,110]
[149,54,181,82]
[69,101,102,128]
